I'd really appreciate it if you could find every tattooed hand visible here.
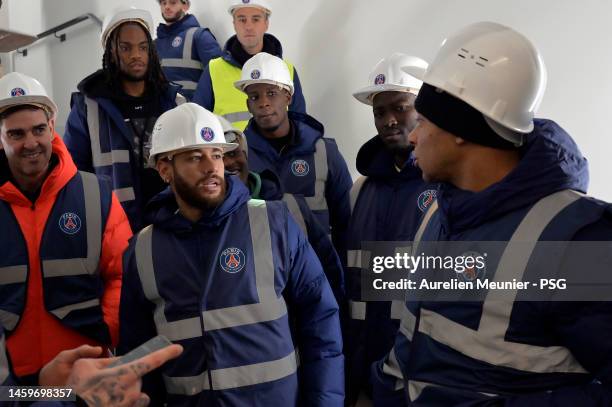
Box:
[39,345,105,386]
[66,344,183,407]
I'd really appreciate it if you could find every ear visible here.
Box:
[264,15,270,31]
[156,159,173,183]
[49,118,56,139]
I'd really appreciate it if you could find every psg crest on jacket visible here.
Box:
[417,189,437,212]
[59,212,82,235]
[219,247,246,273]
[172,36,182,48]
[291,159,310,176]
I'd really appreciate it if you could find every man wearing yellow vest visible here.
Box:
[192,0,306,131]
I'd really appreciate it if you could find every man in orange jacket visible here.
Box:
[0,72,132,384]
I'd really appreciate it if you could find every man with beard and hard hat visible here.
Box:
[64,6,185,232]
[0,72,131,383]
[344,53,436,406]
[119,103,343,406]
[155,0,222,101]
[372,22,612,406]
[219,114,346,307]
[238,52,353,261]
[193,0,306,130]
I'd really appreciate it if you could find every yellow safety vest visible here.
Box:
[209,57,295,131]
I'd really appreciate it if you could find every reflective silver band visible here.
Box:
[282,193,307,234]
[85,98,131,168]
[413,200,438,244]
[202,297,287,331]
[222,111,252,124]
[44,171,102,278]
[304,139,328,211]
[347,249,370,269]
[174,80,197,91]
[113,187,135,203]
[50,298,100,319]
[348,300,366,320]
[418,190,588,374]
[183,27,198,61]
[161,59,204,70]
[349,176,368,213]
[163,350,298,394]
[0,265,27,285]
[0,310,19,331]
[0,334,9,383]
[382,346,404,391]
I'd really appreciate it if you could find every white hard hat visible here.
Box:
[353,53,428,106]
[101,7,154,48]
[228,0,271,16]
[0,72,57,119]
[404,21,547,144]
[234,52,293,95]
[149,103,238,165]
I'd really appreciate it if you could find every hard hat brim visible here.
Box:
[148,142,239,167]
[353,84,421,106]
[234,79,294,96]
[228,5,271,16]
[0,95,57,118]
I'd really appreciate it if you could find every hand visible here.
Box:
[67,344,183,407]
[39,345,104,387]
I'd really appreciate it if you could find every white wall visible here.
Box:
[4,0,612,200]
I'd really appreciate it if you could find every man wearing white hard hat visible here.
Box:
[155,0,222,101]
[238,52,353,263]
[192,0,306,131]
[373,22,612,406]
[0,72,132,382]
[219,114,346,307]
[344,53,437,406]
[119,103,344,405]
[64,6,185,232]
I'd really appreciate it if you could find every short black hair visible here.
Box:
[102,22,168,90]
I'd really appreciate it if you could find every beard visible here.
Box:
[173,171,226,210]
[163,10,185,24]
[119,69,147,82]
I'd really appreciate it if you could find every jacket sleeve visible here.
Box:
[194,29,222,66]
[284,212,344,406]
[193,64,215,111]
[63,93,94,173]
[99,193,132,346]
[118,238,166,406]
[289,67,307,114]
[297,196,346,308]
[324,138,353,265]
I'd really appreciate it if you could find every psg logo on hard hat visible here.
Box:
[219,247,246,273]
[250,69,261,79]
[59,212,82,235]
[200,127,215,142]
[374,74,386,85]
[10,87,26,97]
[291,160,310,176]
[242,0,250,3]
[417,189,437,212]
[172,36,182,48]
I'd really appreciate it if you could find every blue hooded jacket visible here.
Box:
[63,70,182,232]
[155,15,222,101]
[372,119,612,406]
[245,112,353,261]
[192,34,306,114]
[119,176,344,406]
[344,136,436,404]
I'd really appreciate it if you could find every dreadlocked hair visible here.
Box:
[101,22,168,90]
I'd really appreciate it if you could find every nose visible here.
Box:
[408,127,418,146]
[23,132,39,150]
[382,112,398,128]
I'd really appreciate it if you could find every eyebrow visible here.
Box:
[6,123,48,133]
[118,41,149,46]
